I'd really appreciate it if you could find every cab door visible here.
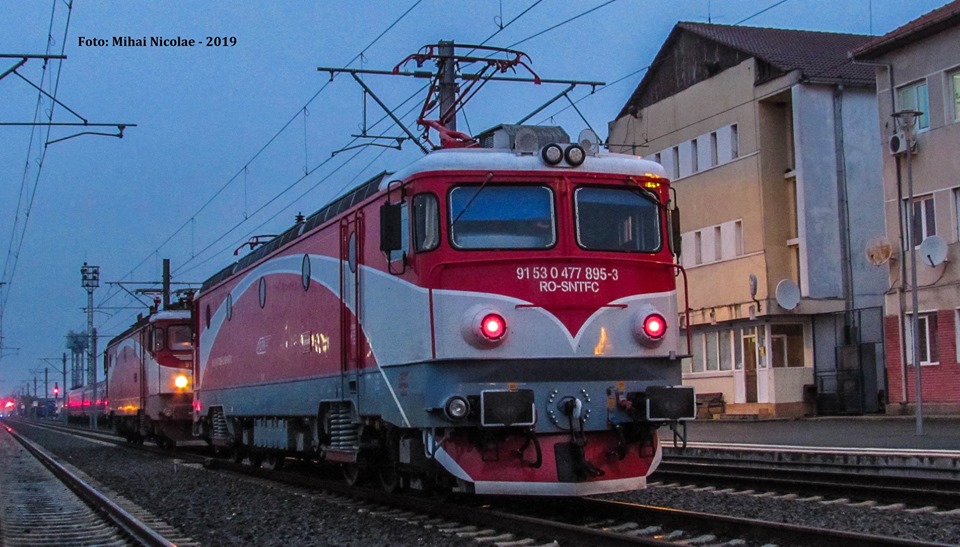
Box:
[339,212,364,407]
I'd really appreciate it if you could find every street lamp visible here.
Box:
[892,109,922,435]
[81,262,99,428]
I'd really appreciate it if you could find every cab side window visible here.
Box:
[388,202,409,263]
[413,193,439,252]
[152,327,165,352]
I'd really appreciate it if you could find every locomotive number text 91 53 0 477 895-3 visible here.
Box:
[516,266,619,293]
[516,266,619,281]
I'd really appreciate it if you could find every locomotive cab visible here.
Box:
[371,126,696,494]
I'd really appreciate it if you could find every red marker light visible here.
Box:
[643,314,666,339]
[480,313,507,341]
[634,310,667,347]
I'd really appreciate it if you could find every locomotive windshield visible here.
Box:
[449,186,555,249]
[167,325,193,351]
[575,187,661,252]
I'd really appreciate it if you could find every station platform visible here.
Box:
[680,415,960,452]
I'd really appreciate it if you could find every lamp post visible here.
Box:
[81,262,99,428]
[893,109,923,435]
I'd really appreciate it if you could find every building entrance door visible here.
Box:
[743,332,759,403]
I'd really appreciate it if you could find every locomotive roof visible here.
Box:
[149,309,191,323]
[200,171,390,293]
[199,146,667,294]
[386,147,667,187]
[107,307,192,348]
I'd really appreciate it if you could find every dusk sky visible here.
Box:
[0,0,949,398]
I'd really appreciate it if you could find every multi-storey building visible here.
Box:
[852,1,960,415]
[609,23,887,417]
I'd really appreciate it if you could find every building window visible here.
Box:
[735,220,743,255]
[730,124,739,158]
[906,195,935,247]
[690,139,699,173]
[694,231,703,265]
[951,69,960,123]
[955,309,960,363]
[687,329,736,373]
[681,219,744,268]
[713,226,722,261]
[671,146,680,179]
[955,189,960,242]
[771,324,804,368]
[906,313,939,365]
[897,80,930,131]
[709,131,718,167]
[691,331,705,372]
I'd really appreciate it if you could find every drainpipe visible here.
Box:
[832,85,854,322]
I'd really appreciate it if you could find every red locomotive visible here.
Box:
[185,44,691,495]
[102,304,195,446]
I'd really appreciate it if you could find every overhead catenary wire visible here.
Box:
[0,0,74,362]
[91,2,441,337]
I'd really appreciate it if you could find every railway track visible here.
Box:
[656,451,960,511]
[10,419,958,546]
[0,423,196,546]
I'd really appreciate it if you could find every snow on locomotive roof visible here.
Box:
[385,147,668,189]
[149,310,191,322]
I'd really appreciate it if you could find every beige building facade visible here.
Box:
[610,23,887,418]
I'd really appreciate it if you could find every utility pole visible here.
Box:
[893,110,923,436]
[438,41,457,131]
[81,263,100,428]
[162,258,171,310]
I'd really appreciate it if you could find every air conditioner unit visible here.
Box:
[889,131,915,155]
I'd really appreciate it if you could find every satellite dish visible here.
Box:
[775,279,801,311]
[748,274,758,298]
[865,235,893,266]
[918,235,948,267]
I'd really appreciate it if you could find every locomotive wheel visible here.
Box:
[379,464,401,493]
[341,463,368,486]
[262,454,284,471]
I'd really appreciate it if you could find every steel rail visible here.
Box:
[4,424,177,547]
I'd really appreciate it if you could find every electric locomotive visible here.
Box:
[193,121,694,495]
[103,303,195,445]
